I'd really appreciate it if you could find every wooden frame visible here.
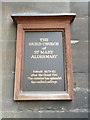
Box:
[11,14,76,100]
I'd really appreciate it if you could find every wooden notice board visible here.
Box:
[11,13,76,100]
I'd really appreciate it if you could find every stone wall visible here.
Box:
[1,2,88,118]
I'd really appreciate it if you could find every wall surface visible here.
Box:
[1,2,88,118]
[0,1,2,119]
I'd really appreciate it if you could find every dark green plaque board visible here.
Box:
[23,32,64,91]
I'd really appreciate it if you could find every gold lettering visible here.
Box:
[27,70,62,84]
[40,50,53,54]
[31,55,58,59]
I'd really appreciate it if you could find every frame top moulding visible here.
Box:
[11,13,76,24]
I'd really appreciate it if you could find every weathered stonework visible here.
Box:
[1,2,88,118]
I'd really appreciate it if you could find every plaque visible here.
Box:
[11,13,76,100]
[23,32,64,91]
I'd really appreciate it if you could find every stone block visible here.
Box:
[73,73,88,89]
[71,40,88,73]
[70,2,88,18]
[2,40,16,75]
[2,111,40,118]
[2,74,18,112]
[70,18,88,40]
[88,1,90,17]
